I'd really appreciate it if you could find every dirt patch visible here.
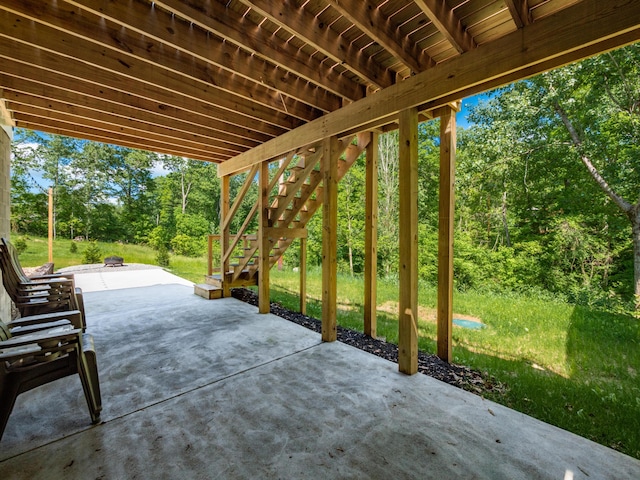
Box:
[378,300,483,324]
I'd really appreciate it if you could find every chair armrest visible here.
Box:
[21,278,74,287]
[8,310,82,328]
[30,273,74,281]
[9,319,72,336]
[0,326,80,361]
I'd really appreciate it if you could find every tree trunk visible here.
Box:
[502,190,511,247]
[633,211,640,312]
[555,102,640,312]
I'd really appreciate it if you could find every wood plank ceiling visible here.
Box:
[0,0,636,164]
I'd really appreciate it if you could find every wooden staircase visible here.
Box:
[194,133,371,299]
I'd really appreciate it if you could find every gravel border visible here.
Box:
[231,288,506,396]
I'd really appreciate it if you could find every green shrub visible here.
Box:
[82,241,102,264]
[170,234,204,257]
[69,241,78,253]
[155,245,170,267]
[13,237,28,254]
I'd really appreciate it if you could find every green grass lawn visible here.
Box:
[16,236,640,459]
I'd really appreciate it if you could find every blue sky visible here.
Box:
[457,93,485,129]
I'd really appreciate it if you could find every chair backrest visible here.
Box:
[0,240,76,315]
[0,321,10,341]
[1,238,30,284]
[0,241,25,302]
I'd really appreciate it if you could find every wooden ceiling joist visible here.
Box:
[504,0,532,28]
[152,0,368,101]
[14,118,220,163]
[0,0,636,165]
[12,108,232,161]
[0,65,266,150]
[325,0,434,74]
[414,0,477,53]
[219,0,640,176]
[0,9,306,131]
[242,0,396,89]
[62,0,342,114]
[3,93,241,156]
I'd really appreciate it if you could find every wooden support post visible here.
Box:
[258,161,270,313]
[398,108,419,375]
[207,235,213,277]
[48,187,53,263]
[221,175,231,297]
[364,132,378,338]
[300,237,307,315]
[437,106,456,362]
[322,136,340,342]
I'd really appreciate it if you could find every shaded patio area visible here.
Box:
[1,270,639,479]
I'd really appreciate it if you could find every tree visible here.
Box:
[377,131,400,276]
[461,44,640,308]
[10,130,77,238]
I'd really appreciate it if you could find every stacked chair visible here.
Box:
[0,239,101,441]
[0,238,86,326]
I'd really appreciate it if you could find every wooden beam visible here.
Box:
[154,0,366,102]
[3,89,244,154]
[13,118,216,162]
[266,228,307,239]
[504,0,531,29]
[326,0,433,74]
[436,106,456,363]
[6,101,234,159]
[0,93,13,127]
[398,108,418,375]
[364,131,378,338]
[0,41,287,143]
[65,0,342,114]
[258,161,270,314]
[0,8,303,132]
[219,0,640,176]
[242,0,395,89]
[0,64,266,149]
[7,0,323,122]
[322,136,340,342]
[414,0,476,53]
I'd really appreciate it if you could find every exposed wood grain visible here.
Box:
[398,107,418,375]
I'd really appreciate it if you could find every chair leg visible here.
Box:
[77,335,102,424]
[0,373,21,442]
[73,288,87,331]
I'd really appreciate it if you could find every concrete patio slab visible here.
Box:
[1,270,639,479]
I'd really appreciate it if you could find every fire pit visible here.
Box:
[104,256,124,267]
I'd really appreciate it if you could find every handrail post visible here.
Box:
[207,235,213,277]
[221,175,231,297]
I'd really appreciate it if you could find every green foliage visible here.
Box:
[155,245,170,267]
[82,241,102,264]
[170,234,205,257]
[13,237,27,254]
[69,241,78,253]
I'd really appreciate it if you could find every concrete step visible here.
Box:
[194,283,223,300]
